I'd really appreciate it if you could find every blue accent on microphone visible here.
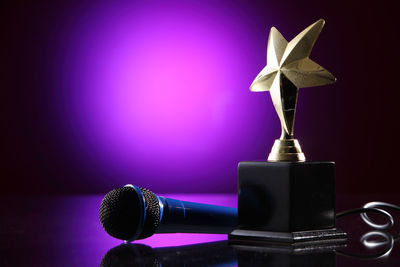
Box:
[156,195,164,225]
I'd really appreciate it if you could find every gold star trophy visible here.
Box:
[229,19,347,245]
[251,19,335,162]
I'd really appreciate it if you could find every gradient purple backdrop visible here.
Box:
[51,1,271,193]
[2,0,399,194]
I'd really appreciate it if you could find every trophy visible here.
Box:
[229,19,347,245]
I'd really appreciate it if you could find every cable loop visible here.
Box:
[336,201,399,259]
[360,202,400,230]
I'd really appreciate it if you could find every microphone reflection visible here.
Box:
[100,240,341,267]
[100,240,236,267]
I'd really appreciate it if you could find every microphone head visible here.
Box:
[99,185,160,241]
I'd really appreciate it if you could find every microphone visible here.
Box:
[99,185,237,241]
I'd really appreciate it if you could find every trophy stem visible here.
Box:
[268,128,305,162]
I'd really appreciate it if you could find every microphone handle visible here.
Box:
[156,197,237,234]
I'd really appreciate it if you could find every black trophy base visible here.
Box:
[229,228,347,247]
[231,161,347,246]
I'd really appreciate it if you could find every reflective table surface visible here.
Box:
[0,194,399,266]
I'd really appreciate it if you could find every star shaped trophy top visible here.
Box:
[250,19,336,162]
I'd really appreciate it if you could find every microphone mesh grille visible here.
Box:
[139,187,160,239]
[99,187,141,240]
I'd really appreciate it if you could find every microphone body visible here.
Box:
[156,196,237,234]
[99,185,237,241]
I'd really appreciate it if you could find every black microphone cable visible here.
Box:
[336,201,400,259]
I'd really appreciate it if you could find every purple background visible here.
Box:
[2,0,399,195]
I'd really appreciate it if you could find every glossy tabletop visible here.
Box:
[0,194,399,266]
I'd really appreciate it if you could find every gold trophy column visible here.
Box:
[249,19,336,162]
